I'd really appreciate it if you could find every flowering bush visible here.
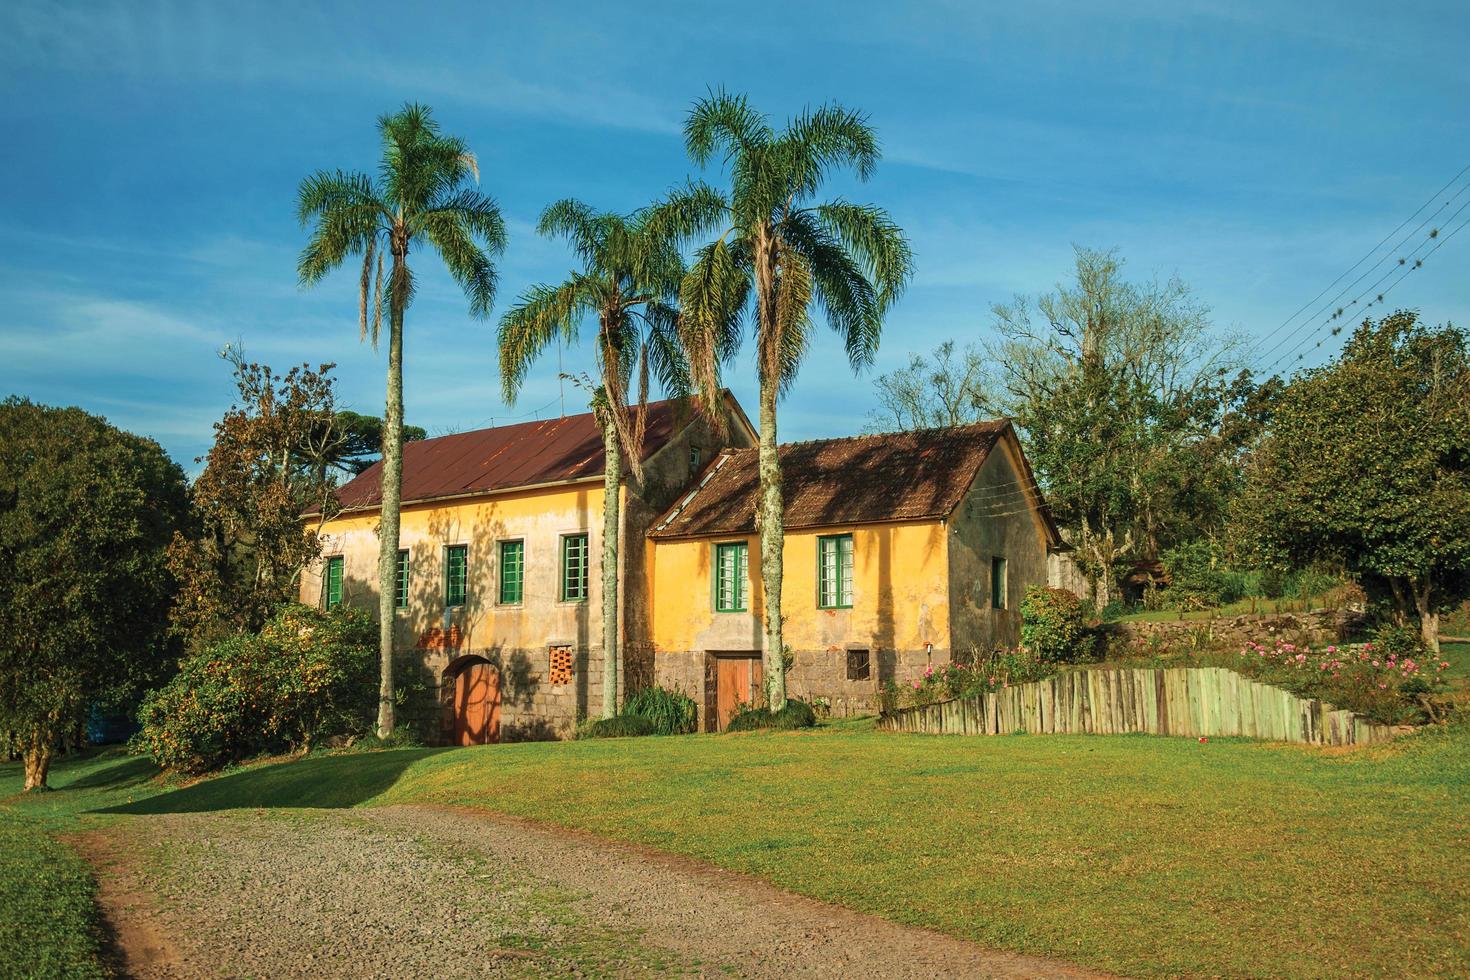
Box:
[136,604,376,773]
[1235,639,1448,725]
[884,647,1056,712]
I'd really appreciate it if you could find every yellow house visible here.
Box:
[300,394,755,741]
[646,421,1065,729]
[304,398,1064,739]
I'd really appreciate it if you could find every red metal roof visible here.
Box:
[649,420,1061,541]
[327,398,689,512]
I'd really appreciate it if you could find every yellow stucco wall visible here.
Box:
[647,520,950,655]
[302,479,613,659]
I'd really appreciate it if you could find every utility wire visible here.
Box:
[1252,165,1470,369]
[1260,204,1470,376]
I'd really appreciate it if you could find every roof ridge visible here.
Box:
[720,418,1010,453]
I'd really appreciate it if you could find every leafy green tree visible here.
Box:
[1234,312,1470,652]
[0,399,189,789]
[297,103,506,737]
[989,246,1241,606]
[668,92,912,709]
[499,200,691,719]
[866,340,989,432]
[167,354,343,651]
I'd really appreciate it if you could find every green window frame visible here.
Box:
[394,549,409,610]
[991,556,1008,609]
[499,540,524,605]
[713,541,748,612]
[817,534,854,609]
[444,545,468,607]
[323,556,344,610]
[560,533,589,603]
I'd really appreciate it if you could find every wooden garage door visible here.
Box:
[715,656,763,732]
[453,661,501,746]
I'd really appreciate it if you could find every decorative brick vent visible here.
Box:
[846,648,870,681]
[417,626,463,650]
[549,645,574,685]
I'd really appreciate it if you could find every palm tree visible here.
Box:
[668,92,913,711]
[499,201,690,719]
[297,104,506,738]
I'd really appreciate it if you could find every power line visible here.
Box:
[1259,205,1470,376]
[1252,164,1470,369]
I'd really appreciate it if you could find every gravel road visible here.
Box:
[77,806,1109,979]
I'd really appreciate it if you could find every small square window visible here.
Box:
[846,649,870,681]
[689,445,703,471]
[549,645,574,685]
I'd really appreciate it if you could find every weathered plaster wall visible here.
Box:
[647,520,950,723]
[300,398,755,741]
[946,437,1051,654]
[302,482,608,740]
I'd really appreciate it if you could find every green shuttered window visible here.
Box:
[499,540,524,605]
[394,549,409,609]
[323,556,344,610]
[817,534,854,609]
[444,545,468,607]
[713,541,748,612]
[561,533,588,602]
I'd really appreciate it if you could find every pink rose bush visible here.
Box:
[1234,639,1448,724]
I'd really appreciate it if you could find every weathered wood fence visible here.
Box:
[877,667,1395,746]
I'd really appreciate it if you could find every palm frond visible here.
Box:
[538,198,605,266]
[418,199,505,317]
[642,182,729,246]
[815,201,913,310]
[296,170,384,285]
[785,103,880,193]
[497,281,587,403]
[684,89,771,167]
[782,211,881,371]
[771,248,815,394]
[679,239,750,425]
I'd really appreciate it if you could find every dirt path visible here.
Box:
[79,806,1111,979]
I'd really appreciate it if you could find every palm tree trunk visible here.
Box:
[601,417,621,720]
[757,377,787,711]
[375,257,405,739]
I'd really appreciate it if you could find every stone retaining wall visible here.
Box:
[1112,609,1362,652]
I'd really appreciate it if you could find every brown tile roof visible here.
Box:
[650,420,1057,540]
[326,398,690,513]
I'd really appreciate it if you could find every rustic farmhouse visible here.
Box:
[302,397,1066,740]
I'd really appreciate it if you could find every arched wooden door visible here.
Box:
[452,660,501,745]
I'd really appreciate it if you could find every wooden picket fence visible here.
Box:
[877,667,1396,746]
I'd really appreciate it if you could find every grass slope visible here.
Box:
[0,751,159,979]
[8,721,1462,978]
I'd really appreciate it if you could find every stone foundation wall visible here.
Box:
[653,646,947,729]
[1112,609,1362,653]
[415,643,615,743]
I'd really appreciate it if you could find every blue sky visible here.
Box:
[2,1,1467,469]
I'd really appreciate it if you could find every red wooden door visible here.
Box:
[454,662,501,745]
[715,656,763,731]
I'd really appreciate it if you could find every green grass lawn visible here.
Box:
[8,721,1468,978]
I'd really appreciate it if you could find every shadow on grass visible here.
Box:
[101,748,453,816]
[64,755,158,793]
